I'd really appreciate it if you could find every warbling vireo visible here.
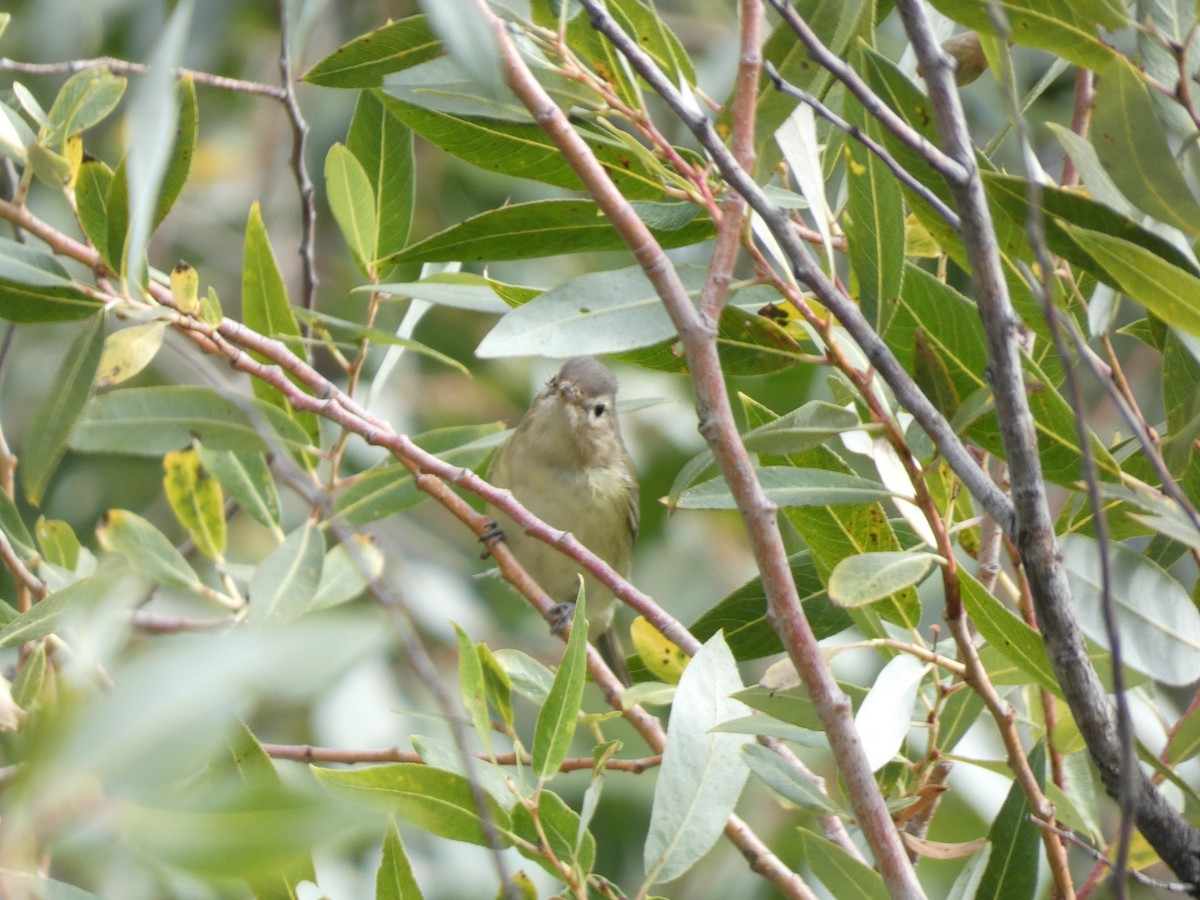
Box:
[488,357,639,685]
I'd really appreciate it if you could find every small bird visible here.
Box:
[487,357,639,685]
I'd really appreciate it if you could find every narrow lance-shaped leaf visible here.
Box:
[797,828,889,900]
[644,632,752,884]
[346,89,414,268]
[312,763,513,847]
[454,621,492,750]
[0,569,122,648]
[154,74,198,227]
[123,0,192,289]
[974,742,1045,900]
[1090,56,1200,237]
[532,590,589,780]
[388,198,713,267]
[195,445,281,532]
[23,312,105,505]
[325,143,378,273]
[98,509,205,595]
[241,202,318,441]
[249,522,325,624]
[163,447,227,560]
[376,818,425,900]
[70,386,314,457]
[302,17,442,88]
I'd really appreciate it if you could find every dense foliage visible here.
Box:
[2,0,1200,898]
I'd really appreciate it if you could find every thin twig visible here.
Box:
[762,0,966,185]
[546,2,924,896]
[277,1,318,325]
[896,0,1200,892]
[763,61,961,230]
[1034,818,1194,894]
[0,56,287,99]
[262,742,662,772]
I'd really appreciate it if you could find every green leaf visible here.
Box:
[960,571,1061,697]
[742,743,844,815]
[477,642,514,733]
[678,467,892,510]
[12,643,46,708]
[98,508,204,594]
[0,277,102,323]
[154,74,198,228]
[123,0,192,287]
[46,68,126,143]
[371,272,508,313]
[23,312,105,505]
[376,818,424,900]
[312,763,513,846]
[843,63,905,335]
[36,517,80,571]
[381,97,666,200]
[511,788,597,880]
[310,535,382,611]
[1058,221,1200,341]
[1090,56,1200,237]
[689,550,851,660]
[669,400,858,504]
[644,633,751,884]
[1061,535,1200,686]
[477,262,685,358]
[533,590,589,780]
[0,235,77,287]
[828,551,940,608]
[975,743,1044,900]
[163,448,226,560]
[75,160,114,266]
[0,569,122,648]
[0,490,36,560]
[1167,703,1200,765]
[292,306,468,373]
[347,90,414,270]
[249,523,325,623]
[797,828,889,900]
[241,202,318,442]
[928,0,1118,69]
[302,17,442,88]
[104,159,130,277]
[325,143,378,271]
[195,446,281,531]
[387,198,712,266]
[70,386,314,456]
[223,722,319,897]
[454,621,492,748]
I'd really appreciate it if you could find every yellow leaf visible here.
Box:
[95,321,166,388]
[170,260,199,314]
[630,616,688,684]
[163,448,227,560]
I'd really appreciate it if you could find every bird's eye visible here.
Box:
[592,402,606,418]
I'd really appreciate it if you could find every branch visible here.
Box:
[263,742,662,772]
[893,0,1200,892]
[500,1,924,896]
[276,1,318,321]
[0,56,287,99]
[762,61,961,231]
[762,0,966,185]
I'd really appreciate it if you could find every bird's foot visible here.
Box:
[548,601,575,636]
[479,519,505,559]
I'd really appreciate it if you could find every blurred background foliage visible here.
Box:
[0,0,1103,898]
